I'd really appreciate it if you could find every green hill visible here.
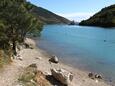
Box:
[79,4,115,27]
[31,5,70,24]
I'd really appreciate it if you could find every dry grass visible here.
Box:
[19,64,51,86]
[0,49,12,68]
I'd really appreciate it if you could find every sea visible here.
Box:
[36,25,115,84]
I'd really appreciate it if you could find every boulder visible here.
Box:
[49,55,59,63]
[51,68,73,85]
[24,38,36,49]
[34,70,51,86]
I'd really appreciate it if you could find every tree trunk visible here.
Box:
[12,40,17,56]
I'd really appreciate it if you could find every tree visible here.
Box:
[0,0,43,55]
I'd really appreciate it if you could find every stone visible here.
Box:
[51,68,73,85]
[17,56,23,61]
[24,38,36,49]
[88,72,94,78]
[88,72,95,79]
[34,70,51,86]
[95,74,102,79]
[49,55,59,63]
[88,72,103,80]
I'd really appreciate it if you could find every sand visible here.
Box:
[0,38,110,86]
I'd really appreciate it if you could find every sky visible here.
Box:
[27,0,115,22]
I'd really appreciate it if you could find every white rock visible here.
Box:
[24,38,36,49]
[17,56,23,61]
[51,68,73,85]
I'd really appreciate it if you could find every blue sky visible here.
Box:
[27,0,115,21]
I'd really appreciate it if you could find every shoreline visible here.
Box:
[0,38,111,86]
[32,38,111,86]
[37,47,111,86]
[44,51,114,86]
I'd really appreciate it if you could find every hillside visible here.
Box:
[31,5,70,24]
[79,4,115,27]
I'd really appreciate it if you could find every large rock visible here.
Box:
[49,55,59,63]
[24,38,36,49]
[19,64,51,86]
[34,71,51,86]
[51,68,73,85]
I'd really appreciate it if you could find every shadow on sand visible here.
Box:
[46,75,67,86]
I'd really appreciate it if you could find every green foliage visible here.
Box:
[0,0,43,57]
[79,4,115,27]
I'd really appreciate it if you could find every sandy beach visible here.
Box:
[0,38,110,86]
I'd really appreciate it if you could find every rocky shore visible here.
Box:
[0,38,110,86]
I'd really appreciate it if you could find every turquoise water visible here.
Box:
[36,25,115,83]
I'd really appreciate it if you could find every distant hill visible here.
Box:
[79,4,115,27]
[31,5,70,24]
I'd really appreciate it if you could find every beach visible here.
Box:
[0,38,110,86]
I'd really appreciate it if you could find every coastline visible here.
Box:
[0,38,110,86]
[32,38,110,86]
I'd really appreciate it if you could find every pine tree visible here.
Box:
[0,0,43,55]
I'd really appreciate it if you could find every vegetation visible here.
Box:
[0,0,70,66]
[19,64,51,86]
[79,4,115,27]
[0,0,43,65]
[30,6,70,24]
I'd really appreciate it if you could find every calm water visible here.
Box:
[36,25,115,82]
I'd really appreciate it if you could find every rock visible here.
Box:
[34,70,51,86]
[95,74,102,79]
[88,72,93,78]
[24,38,36,49]
[88,72,95,79]
[17,55,23,61]
[19,64,51,86]
[49,55,59,63]
[51,68,73,85]
[88,72,103,80]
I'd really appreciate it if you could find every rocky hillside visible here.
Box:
[79,4,115,27]
[31,5,70,24]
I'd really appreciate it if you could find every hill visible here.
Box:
[79,4,115,27]
[31,5,70,24]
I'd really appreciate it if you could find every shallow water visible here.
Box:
[36,25,115,83]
